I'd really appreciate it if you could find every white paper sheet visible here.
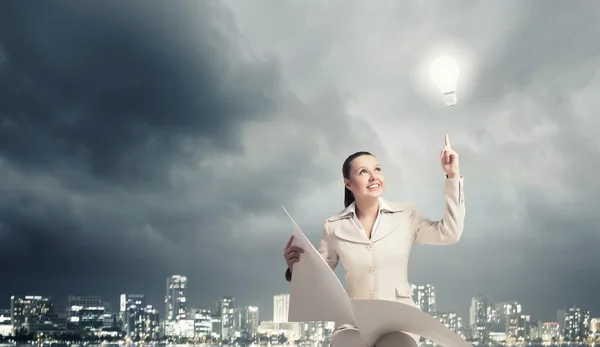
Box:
[282,206,472,347]
[282,206,356,326]
[351,299,472,347]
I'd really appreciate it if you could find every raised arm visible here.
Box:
[285,220,339,282]
[412,176,465,244]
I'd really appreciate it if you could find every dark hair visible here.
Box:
[342,151,374,207]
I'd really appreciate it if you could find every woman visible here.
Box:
[282,134,465,347]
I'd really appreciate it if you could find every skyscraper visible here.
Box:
[67,296,103,310]
[469,295,488,339]
[165,275,187,321]
[273,294,290,323]
[233,306,259,334]
[493,301,522,332]
[66,295,104,322]
[120,293,145,338]
[217,297,234,338]
[10,295,54,331]
[411,284,436,314]
[560,306,590,341]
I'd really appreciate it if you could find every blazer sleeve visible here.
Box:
[412,176,465,245]
[318,219,340,270]
[285,219,339,282]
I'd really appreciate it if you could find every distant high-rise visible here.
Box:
[120,293,145,337]
[541,322,560,341]
[119,294,158,340]
[10,295,54,331]
[165,275,187,321]
[246,306,259,333]
[469,295,488,339]
[506,314,530,340]
[66,295,106,332]
[557,309,566,333]
[191,308,212,338]
[433,312,463,334]
[217,297,235,338]
[499,301,522,317]
[411,284,436,314]
[67,296,103,310]
[469,295,487,326]
[559,306,590,341]
[0,309,10,336]
[120,294,145,313]
[273,294,290,323]
[488,301,522,332]
[590,318,600,336]
[233,306,259,334]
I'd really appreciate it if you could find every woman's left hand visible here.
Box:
[440,134,460,178]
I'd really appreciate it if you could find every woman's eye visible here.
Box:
[375,167,381,171]
[360,169,367,174]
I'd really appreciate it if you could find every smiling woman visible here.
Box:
[282,135,466,347]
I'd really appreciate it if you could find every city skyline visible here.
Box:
[2,280,596,343]
[1,276,593,325]
[1,0,600,329]
[2,284,597,344]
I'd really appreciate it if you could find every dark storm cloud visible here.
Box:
[0,1,280,187]
[0,0,387,314]
[0,0,292,310]
[2,0,600,324]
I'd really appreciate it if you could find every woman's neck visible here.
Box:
[355,198,379,219]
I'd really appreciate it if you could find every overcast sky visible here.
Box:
[1,0,599,323]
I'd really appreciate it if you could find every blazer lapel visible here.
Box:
[328,215,371,244]
[328,199,409,244]
[369,212,402,243]
[370,199,408,243]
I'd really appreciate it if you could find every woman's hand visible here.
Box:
[440,134,460,178]
[283,236,304,271]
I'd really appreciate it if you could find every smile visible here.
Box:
[367,183,380,189]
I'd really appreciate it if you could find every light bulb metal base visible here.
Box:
[442,91,457,106]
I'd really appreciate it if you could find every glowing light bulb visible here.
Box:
[429,56,460,106]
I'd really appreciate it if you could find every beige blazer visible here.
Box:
[319,177,465,308]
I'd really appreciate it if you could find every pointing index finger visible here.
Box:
[445,134,451,148]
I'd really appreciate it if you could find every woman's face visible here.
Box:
[345,155,386,201]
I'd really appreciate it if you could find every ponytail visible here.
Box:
[344,187,355,208]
